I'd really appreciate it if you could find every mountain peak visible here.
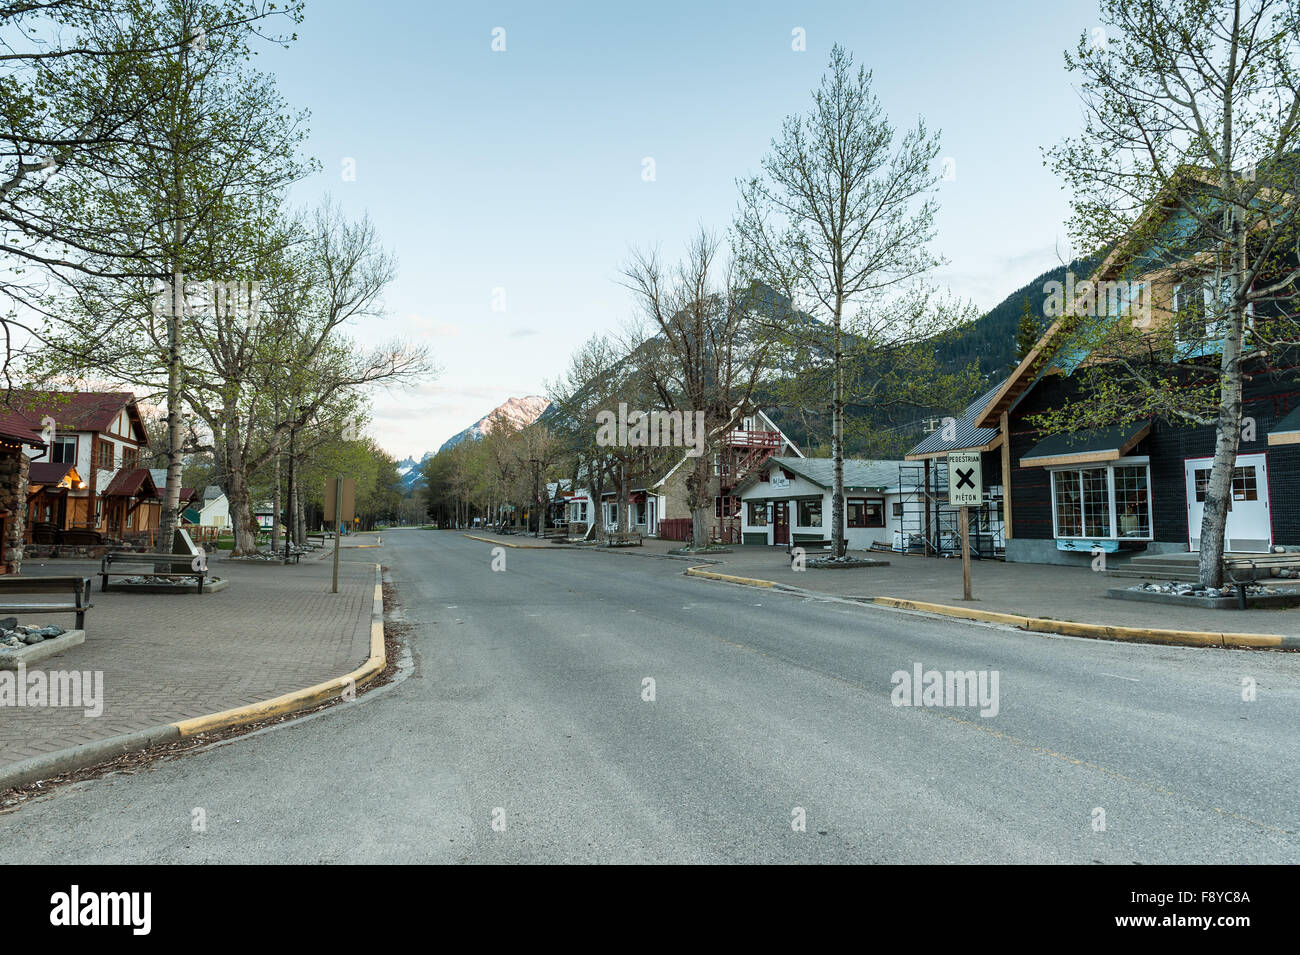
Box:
[438,395,550,453]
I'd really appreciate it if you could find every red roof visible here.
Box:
[155,485,199,505]
[28,462,79,485]
[102,467,157,498]
[0,391,141,441]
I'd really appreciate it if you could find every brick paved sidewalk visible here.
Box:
[0,551,377,771]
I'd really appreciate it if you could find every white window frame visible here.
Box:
[1049,456,1153,541]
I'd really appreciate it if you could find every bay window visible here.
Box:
[1051,460,1152,540]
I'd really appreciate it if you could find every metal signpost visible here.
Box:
[324,475,356,594]
[946,452,983,601]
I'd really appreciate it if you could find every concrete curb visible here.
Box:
[870,596,1295,649]
[0,725,182,790]
[462,533,557,549]
[685,565,776,588]
[0,563,387,793]
[682,565,1295,650]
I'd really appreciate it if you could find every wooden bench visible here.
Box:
[0,576,93,631]
[543,525,570,542]
[280,544,312,564]
[605,531,643,547]
[1224,553,1300,608]
[100,551,208,593]
[789,539,833,553]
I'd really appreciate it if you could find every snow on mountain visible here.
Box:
[437,396,550,453]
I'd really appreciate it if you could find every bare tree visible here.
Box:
[623,228,776,549]
[734,44,945,557]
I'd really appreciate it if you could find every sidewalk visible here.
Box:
[679,544,1300,639]
[0,551,377,773]
[455,530,1300,640]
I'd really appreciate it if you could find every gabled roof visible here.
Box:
[907,380,1007,459]
[202,485,225,501]
[976,168,1223,429]
[739,455,907,494]
[28,462,81,486]
[650,405,801,489]
[0,390,145,440]
[103,467,157,498]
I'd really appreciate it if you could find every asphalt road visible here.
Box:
[1,530,1297,863]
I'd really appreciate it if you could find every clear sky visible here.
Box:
[261,0,1103,459]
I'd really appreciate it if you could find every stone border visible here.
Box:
[1107,586,1300,610]
[0,630,86,670]
[105,576,229,595]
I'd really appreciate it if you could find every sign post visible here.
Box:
[947,452,983,601]
[324,475,356,595]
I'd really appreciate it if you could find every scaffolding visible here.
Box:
[898,462,1004,558]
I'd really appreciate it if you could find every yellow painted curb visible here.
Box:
[871,596,1286,649]
[462,533,552,549]
[171,565,387,738]
[685,565,775,588]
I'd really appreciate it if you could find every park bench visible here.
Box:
[1223,553,1300,609]
[279,543,313,564]
[543,524,570,542]
[605,531,642,547]
[100,551,208,593]
[0,576,93,631]
[788,539,833,553]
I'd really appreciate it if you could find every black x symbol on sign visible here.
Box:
[956,468,975,490]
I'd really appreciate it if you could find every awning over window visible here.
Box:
[1020,421,1151,468]
[1268,406,1300,446]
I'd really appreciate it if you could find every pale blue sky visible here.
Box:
[263,0,1102,458]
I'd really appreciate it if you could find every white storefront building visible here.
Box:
[735,456,920,550]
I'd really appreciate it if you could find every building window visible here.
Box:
[96,441,115,470]
[633,501,647,526]
[847,498,885,528]
[1114,465,1151,537]
[122,447,139,469]
[892,502,904,518]
[1052,461,1152,540]
[715,495,739,518]
[1193,466,1257,505]
[748,501,767,526]
[51,436,76,464]
[797,499,822,527]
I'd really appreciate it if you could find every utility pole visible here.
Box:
[332,473,342,594]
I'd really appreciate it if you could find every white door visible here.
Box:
[1185,453,1271,553]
